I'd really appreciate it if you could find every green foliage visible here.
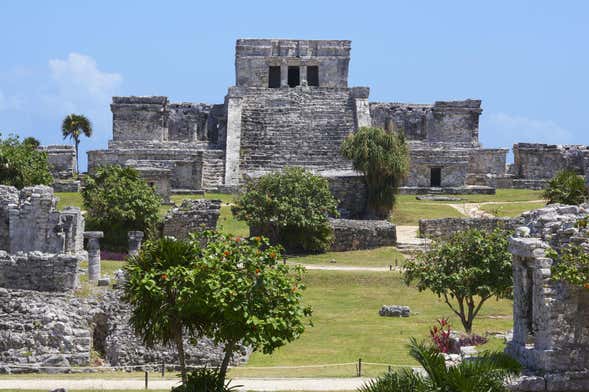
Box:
[547,244,589,290]
[62,113,92,173]
[358,338,521,392]
[82,165,161,251]
[404,229,513,333]
[171,368,240,392]
[124,231,312,385]
[543,169,588,205]
[123,237,202,381]
[22,136,41,149]
[341,126,410,219]
[232,167,339,253]
[0,134,53,188]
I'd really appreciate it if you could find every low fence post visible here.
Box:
[145,370,148,389]
[358,358,362,377]
[162,359,165,377]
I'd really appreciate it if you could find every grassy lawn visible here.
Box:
[391,196,464,225]
[479,201,546,217]
[290,246,405,268]
[55,192,83,209]
[439,189,544,203]
[230,270,513,378]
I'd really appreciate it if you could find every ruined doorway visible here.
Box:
[268,66,281,88]
[307,66,319,86]
[288,66,300,87]
[430,167,442,187]
[92,313,109,359]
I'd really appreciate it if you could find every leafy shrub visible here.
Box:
[171,368,240,392]
[543,169,588,205]
[0,134,53,188]
[341,126,409,219]
[404,229,513,334]
[430,318,452,353]
[358,338,521,392]
[232,167,338,253]
[82,165,161,251]
[548,243,589,290]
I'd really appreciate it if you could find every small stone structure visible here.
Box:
[329,218,396,252]
[127,231,144,257]
[38,145,80,192]
[419,217,520,240]
[506,204,589,391]
[162,199,221,240]
[84,231,103,282]
[379,305,410,317]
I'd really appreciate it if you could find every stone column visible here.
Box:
[280,64,288,87]
[128,231,144,257]
[84,231,104,281]
[224,90,243,186]
[300,65,308,87]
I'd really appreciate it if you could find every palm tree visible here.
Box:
[61,114,92,174]
[358,338,521,392]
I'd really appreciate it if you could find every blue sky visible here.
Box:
[1,1,587,170]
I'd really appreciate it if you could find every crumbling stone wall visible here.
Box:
[0,186,84,255]
[162,199,221,240]
[0,251,79,292]
[513,143,589,180]
[329,218,396,251]
[38,145,76,180]
[325,172,367,219]
[419,217,520,240]
[0,288,248,373]
[406,148,470,188]
[506,204,589,391]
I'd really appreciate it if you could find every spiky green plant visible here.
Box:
[341,127,410,219]
[543,169,588,205]
[358,338,521,392]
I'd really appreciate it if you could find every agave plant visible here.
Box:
[358,338,521,392]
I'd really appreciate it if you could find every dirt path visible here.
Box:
[292,263,396,272]
[0,377,370,391]
[447,200,545,218]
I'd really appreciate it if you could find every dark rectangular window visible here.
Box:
[268,66,281,88]
[288,66,300,87]
[307,66,319,86]
[430,167,442,187]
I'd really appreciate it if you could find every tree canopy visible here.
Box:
[404,229,513,334]
[340,126,410,219]
[232,167,339,253]
[62,113,92,174]
[0,134,52,189]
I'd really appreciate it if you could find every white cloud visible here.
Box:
[48,53,122,102]
[485,112,573,146]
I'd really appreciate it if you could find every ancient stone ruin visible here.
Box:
[507,204,589,391]
[88,39,515,196]
[0,187,247,373]
[38,145,80,192]
[162,199,221,240]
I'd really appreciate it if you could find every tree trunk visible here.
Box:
[74,139,80,175]
[175,333,187,383]
[219,340,236,386]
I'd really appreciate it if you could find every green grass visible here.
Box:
[290,246,405,268]
[55,192,83,209]
[217,205,249,237]
[231,270,513,378]
[75,259,126,297]
[391,196,464,225]
[436,189,544,203]
[479,201,547,217]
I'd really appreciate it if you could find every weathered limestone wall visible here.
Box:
[162,199,221,240]
[325,172,367,219]
[39,145,76,179]
[0,186,84,255]
[406,148,470,188]
[468,148,508,176]
[507,204,589,391]
[235,39,351,88]
[419,217,520,240]
[0,288,248,372]
[513,143,589,180]
[369,100,482,146]
[236,87,360,177]
[0,251,79,292]
[329,218,396,251]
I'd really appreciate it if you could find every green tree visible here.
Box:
[543,169,588,205]
[358,338,521,392]
[0,134,53,188]
[189,231,312,382]
[123,237,200,382]
[62,114,92,174]
[232,167,339,253]
[22,136,41,149]
[82,165,161,251]
[548,242,589,290]
[404,229,513,334]
[341,126,410,219]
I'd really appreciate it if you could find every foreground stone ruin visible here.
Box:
[162,199,221,240]
[507,204,589,391]
[0,186,247,373]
